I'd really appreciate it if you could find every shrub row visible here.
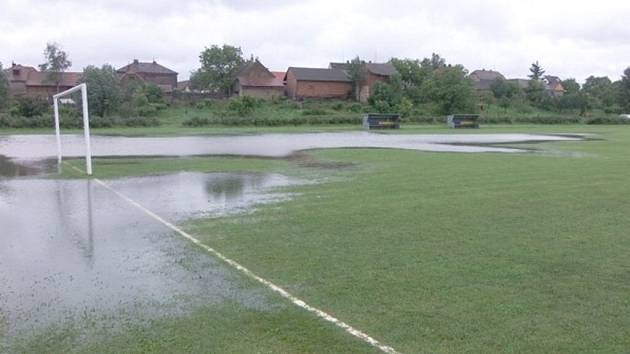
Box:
[0,114,160,129]
[183,114,362,127]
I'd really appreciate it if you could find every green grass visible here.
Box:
[10,296,379,354]
[11,125,630,352]
[181,127,630,353]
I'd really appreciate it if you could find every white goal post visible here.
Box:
[53,83,93,175]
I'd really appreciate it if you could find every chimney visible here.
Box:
[12,62,16,67]
[133,59,139,64]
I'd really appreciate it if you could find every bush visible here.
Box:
[183,116,212,127]
[14,96,49,117]
[0,114,50,128]
[348,103,364,113]
[331,102,345,111]
[227,96,259,116]
[513,116,582,124]
[603,105,623,114]
[302,108,327,116]
[586,116,630,125]
[182,113,362,127]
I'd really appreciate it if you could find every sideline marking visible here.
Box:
[67,163,400,354]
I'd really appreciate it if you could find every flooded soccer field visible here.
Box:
[3,130,626,353]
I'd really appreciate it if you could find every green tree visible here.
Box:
[348,56,366,101]
[79,65,122,117]
[561,78,580,95]
[490,78,521,99]
[525,79,547,106]
[0,62,9,109]
[528,61,545,80]
[582,76,616,108]
[192,44,244,95]
[39,42,72,93]
[421,65,476,115]
[421,53,446,70]
[619,67,630,111]
[558,92,590,114]
[368,75,404,112]
[390,58,431,103]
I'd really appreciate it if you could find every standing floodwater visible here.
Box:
[0,132,584,160]
[0,172,299,350]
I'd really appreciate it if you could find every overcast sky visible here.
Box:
[1,0,629,82]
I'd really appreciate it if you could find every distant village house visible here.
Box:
[469,69,505,91]
[471,69,566,97]
[116,59,178,93]
[233,60,285,99]
[3,63,80,99]
[284,67,352,100]
[329,62,398,102]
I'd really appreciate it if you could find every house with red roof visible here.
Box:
[233,60,285,99]
[117,59,178,93]
[4,63,80,99]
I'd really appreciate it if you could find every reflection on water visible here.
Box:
[0,133,584,160]
[0,172,299,348]
[0,155,55,177]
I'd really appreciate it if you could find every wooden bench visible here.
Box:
[362,113,401,130]
[447,114,480,128]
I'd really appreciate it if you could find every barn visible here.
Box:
[284,67,352,100]
[233,60,285,99]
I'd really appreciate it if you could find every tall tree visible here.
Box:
[490,78,521,99]
[39,42,72,93]
[192,44,244,95]
[525,79,547,106]
[582,76,615,108]
[421,65,476,115]
[79,64,122,117]
[561,78,580,95]
[528,61,545,80]
[421,53,446,70]
[620,67,630,111]
[0,62,9,109]
[347,56,366,101]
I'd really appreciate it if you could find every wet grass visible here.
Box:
[9,300,379,354]
[181,126,629,353]
[21,125,630,352]
[0,123,617,137]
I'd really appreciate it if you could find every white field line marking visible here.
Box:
[67,163,399,354]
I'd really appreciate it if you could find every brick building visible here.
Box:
[233,60,285,99]
[284,67,352,100]
[4,63,80,99]
[329,62,398,102]
[469,69,505,91]
[117,59,178,93]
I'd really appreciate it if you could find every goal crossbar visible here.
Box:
[53,83,93,175]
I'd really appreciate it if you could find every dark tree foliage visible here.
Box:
[368,75,404,112]
[348,56,367,101]
[39,42,72,93]
[525,80,547,106]
[619,67,630,111]
[561,78,580,95]
[582,76,616,108]
[421,65,476,115]
[0,62,9,109]
[490,78,521,99]
[192,44,244,95]
[528,61,545,80]
[79,64,122,117]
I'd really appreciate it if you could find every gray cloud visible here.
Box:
[1,0,628,82]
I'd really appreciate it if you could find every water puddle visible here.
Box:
[0,172,300,347]
[0,132,584,160]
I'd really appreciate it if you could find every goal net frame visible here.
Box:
[53,83,93,175]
